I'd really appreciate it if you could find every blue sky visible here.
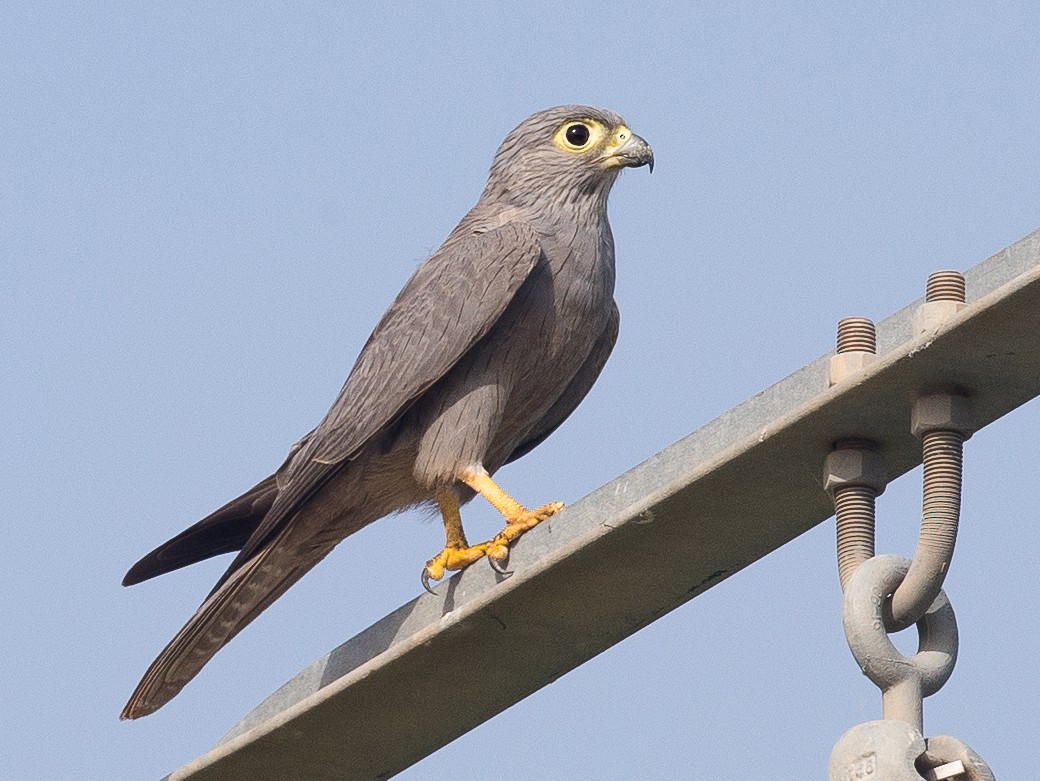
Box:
[3,3,1037,778]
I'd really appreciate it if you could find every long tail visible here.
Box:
[120,525,332,719]
[122,476,278,586]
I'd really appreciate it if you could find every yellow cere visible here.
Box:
[602,125,633,154]
[599,125,635,168]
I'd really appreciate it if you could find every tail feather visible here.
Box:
[120,530,330,720]
[122,476,278,587]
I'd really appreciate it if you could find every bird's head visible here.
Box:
[483,105,653,214]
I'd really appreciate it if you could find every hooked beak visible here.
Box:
[603,131,654,173]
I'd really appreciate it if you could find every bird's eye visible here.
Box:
[552,119,606,154]
[564,123,591,148]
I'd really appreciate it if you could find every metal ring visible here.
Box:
[842,554,958,695]
[922,735,996,781]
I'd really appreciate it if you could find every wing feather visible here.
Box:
[218,220,543,576]
[122,475,277,585]
[308,221,543,465]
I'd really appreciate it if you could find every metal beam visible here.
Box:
[166,228,1040,781]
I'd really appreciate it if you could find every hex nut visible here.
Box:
[823,447,887,495]
[910,393,975,438]
[828,352,877,386]
[913,300,967,337]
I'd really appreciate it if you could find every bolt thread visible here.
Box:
[919,430,963,554]
[926,270,966,303]
[888,429,964,629]
[836,317,877,353]
[834,485,877,590]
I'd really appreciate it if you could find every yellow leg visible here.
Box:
[421,490,492,593]
[421,470,565,593]
[460,468,564,570]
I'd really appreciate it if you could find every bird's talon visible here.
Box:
[420,543,490,593]
[488,551,511,575]
[424,493,565,591]
[421,555,448,594]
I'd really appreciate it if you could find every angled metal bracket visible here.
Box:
[166,228,1040,780]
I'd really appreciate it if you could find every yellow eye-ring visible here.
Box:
[553,119,607,153]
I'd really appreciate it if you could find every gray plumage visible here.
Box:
[121,105,652,719]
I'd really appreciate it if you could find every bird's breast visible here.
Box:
[403,215,617,485]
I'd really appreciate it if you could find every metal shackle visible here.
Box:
[828,720,926,781]
[842,555,959,732]
[921,735,996,781]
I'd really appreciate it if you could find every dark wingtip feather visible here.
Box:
[122,476,278,586]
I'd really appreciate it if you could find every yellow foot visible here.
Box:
[485,501,565,572]
[422,543,491,594]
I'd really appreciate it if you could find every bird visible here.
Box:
[120,105,653,719]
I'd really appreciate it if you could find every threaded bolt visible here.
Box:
[836,316,877,354]
[925,270,966,303]
[824,438,885,590]
[887,428,965,630]
[834,486,877,590]
[914,270,968,336]
[921,431,964,551]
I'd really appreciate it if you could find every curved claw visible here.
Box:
[421,568,438,595]
[487,552,511,575]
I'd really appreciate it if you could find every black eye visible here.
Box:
[565,123,591,147]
